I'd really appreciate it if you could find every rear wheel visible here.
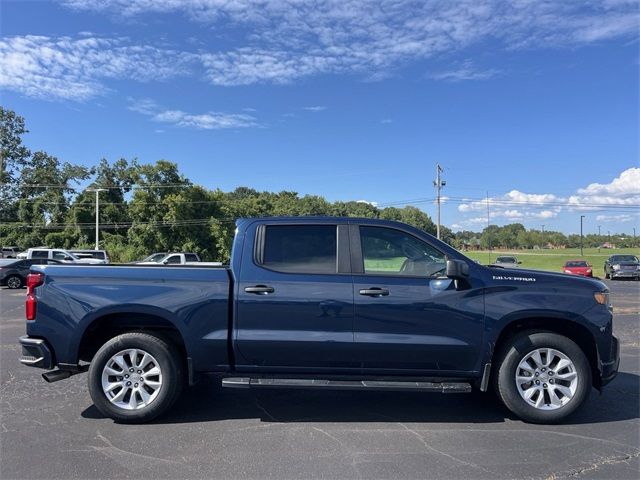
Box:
[6,275,23,289]
[88,332,184,423]
[494,332,591,423]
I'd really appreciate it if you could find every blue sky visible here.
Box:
[1,0,639,234]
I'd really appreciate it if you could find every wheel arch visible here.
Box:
[491,317,601,390]
[77,311,188,366]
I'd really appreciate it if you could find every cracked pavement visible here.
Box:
[0,280,638,479]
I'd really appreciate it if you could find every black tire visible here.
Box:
[494,331,592,424]
[88,332,184,423]
[6,275,23,289]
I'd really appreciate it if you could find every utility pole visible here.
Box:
[580,215,585,257]
[541,224,545,248]
[87,188,108,250]
[433,164,445,240]
[598,225,601,252]
[634,227,637,247]
[486,191,491,264]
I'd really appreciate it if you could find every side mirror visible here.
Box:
[162,259,170,264]
[446,259,469,280]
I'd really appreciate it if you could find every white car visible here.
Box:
[69,249,110,264]
[138,252,222,266]
[26,248,104,264]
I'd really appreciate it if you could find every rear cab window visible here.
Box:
[259,225,338,274]
[185,254,199,262]
[31,250,49,259]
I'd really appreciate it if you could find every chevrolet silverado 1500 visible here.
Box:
[19,217,619,423]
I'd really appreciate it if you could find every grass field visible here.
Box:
[463,247,640,274]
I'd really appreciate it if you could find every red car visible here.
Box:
[563,260,593,277]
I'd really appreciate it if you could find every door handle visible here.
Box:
[359,288,389,297]
[244,285,275,294]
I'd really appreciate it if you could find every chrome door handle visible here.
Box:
[244,285,275,294]
[359,288,389,296]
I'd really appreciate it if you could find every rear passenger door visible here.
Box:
[234,222,355,371]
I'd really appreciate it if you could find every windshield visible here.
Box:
[142,253,167,262]
[566,261,588,267]
[611,255,639,263]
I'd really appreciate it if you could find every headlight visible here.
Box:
[586,268,591,272]
[564,270,571,273]
[594,291,609,305]
[612,264,621,270]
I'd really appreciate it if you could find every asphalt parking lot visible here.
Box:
[1,280,638,479]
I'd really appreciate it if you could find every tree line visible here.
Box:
[1,107,636,262]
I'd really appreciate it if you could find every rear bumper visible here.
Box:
[19,336,54,370]
[600,335,619,387]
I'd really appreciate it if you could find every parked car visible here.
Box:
[0,258,63,289]
[69,250,110,264]
[492,255,521,268]
[1,246,21,259]
[19,217,618,424]
[563,260,593,277]
[603,254,640,280]
[137,252,168,263]
[137,252,221,266]
[25,248,104,264]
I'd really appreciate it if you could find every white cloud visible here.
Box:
[456,167,639,228]
[568,167,640,207]
[128,98,258,130]
[357,199,379,207]
[595,214,637,223]
[303,106,327,112]
[427,60,499,82]
[0,35,192,100]
[61,0,639,86]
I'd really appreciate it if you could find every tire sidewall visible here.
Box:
[88,333,182,423]
[496,332,592,424]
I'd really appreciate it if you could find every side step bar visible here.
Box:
[221,377,472,393]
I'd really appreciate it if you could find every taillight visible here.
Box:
[26,272,44,320]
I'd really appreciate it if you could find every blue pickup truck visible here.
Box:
[19,217,619,424]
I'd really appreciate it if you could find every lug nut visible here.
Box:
[126,381,131,386]
[124,374,129,378]
[543,383,548,388]
[541,368,546,372]
[549,379,554,384]
[129,368,134,373]
[535,380,540,385]
[535,372,539,377]
[134,383,138,388]
[549,371,554,376]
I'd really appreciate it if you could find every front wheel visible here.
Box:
[88,332,184,423]
[494,332,591,423]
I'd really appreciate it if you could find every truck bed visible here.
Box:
[28,264,232,371]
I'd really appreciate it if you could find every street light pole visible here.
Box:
[541,224,545,248]
[87,188,107,250]
[598,225,601,253]
[580,215,585,257]
[433,164,445,240]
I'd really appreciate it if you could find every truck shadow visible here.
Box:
[82,371,639,425]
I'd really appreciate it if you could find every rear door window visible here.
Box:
[31,250,49,259]
[261,225,337,274]
[164,255,181,264]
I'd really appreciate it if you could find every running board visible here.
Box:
[221,377,472,393]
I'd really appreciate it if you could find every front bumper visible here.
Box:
[600,335,619,386]
[611,271,640,279]
[19,336,54,370]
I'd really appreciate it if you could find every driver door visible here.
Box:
[351,225,484,375]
